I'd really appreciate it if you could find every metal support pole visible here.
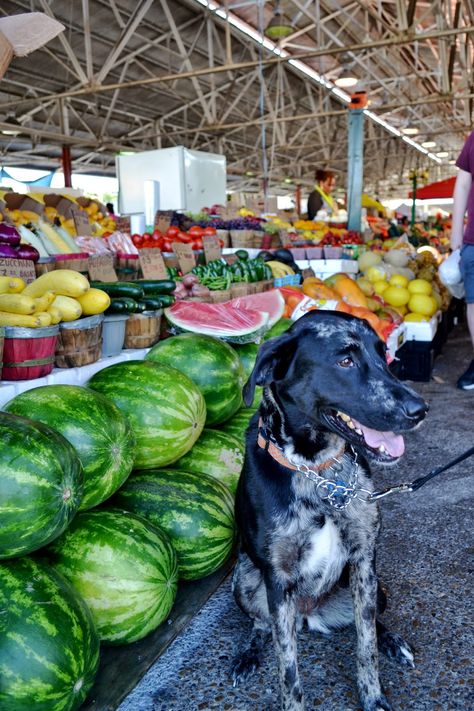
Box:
[347,109,364,233]
[295,184,302,217]
[62,145,72,187]
[411,174,417,228]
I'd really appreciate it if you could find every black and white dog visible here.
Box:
[232,310,428,711]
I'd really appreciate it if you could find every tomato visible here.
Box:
[188,225,204,237]
[151,229,162,242]
[203,227,217,236]
[218,238,225,248]
[132,233,144,248]
[175,231,192,243]
[162,238,173,252]
[191,237,203,250]
[166,225,179,237]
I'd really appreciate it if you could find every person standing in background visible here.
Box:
[451,131,474,390]
[307,169,338,220]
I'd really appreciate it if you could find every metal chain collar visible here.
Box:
[288,447,373,510]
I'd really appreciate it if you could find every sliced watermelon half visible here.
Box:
[164,302,269,344]
[228,289,285,327]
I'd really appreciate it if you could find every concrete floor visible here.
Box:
[118,321,474,711]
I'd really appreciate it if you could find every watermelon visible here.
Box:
[87,360,206,469]
[264,317,293,339]
[164,301,269,344]
[4,385,135,511]
[146,333,245,425]
[0,412,83,559]
[233,342,262,408]
[229,289,285,327]
[0,556,99,711]
[111,469,235,580]
[219,407,258,441]
[173,428,244,494]
[46,509,178,644]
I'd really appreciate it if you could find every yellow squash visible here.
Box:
[22,270,89,298]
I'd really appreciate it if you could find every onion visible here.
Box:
[16,243,40,263]
[0,243,21,259]
[190,284,211,297]
[183,273,199,288]
[0,223,21,247]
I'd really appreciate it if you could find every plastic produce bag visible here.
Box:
[439,249,465,299]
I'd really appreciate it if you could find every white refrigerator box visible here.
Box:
[116,146,226,215]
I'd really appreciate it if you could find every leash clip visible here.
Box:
[367,483,413,502]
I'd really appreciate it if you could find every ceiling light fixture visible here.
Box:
[265,1,293,40]
[448,159,456,165]
[421,140,437,148]
[1,115,21,136]
[401,126,419,135]
[334,74,358,88]
[435,151,449,158]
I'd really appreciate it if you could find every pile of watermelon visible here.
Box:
[0,290,292,709]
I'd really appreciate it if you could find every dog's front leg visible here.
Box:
[350,555,392,711]
[265,575,304,711]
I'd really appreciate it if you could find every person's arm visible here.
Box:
[307,191,323,220]
[451,169,472,250]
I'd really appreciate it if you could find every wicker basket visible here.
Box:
[230,283,250,298]
[35,257,56,277]
[216,229,230,247]
[124,310,162,349]
[209,289,231,303]
[55,315,103,368]
[55,253,90,273]
[230,230,261,249]
[3,325,59,380]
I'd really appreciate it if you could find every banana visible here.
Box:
[266,261,295,278]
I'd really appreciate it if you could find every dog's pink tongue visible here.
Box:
[353,419,405,457]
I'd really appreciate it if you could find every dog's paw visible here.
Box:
[230,650,260,687]
[378,630,415,668]
[362,694,393,711]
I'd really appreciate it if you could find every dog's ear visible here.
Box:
[243,331,298,407]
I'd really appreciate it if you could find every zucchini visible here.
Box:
[146,293,175,307]
[105,297,137,314]
[132,279,176,295]
[90,281,145,300]
[138,297,163,311]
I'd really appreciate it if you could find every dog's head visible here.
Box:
[244,310,428,464]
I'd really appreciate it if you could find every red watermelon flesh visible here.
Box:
[164,301,269,344]
[229,289,285,327]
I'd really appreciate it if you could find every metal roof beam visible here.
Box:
[96,0,155,84]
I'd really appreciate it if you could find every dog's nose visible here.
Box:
[403,396,429,420]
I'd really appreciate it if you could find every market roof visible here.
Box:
[0,1,471,197]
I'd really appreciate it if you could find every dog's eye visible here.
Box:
[338,356,354,368]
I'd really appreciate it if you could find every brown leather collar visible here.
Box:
[257,418,346,473]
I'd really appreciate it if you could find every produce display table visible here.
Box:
[0,348,149,410]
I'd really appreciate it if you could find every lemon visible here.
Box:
[389,274,409,288]
[408,294,437,317]
[407,278,432,296]
[373,280,388,295]
[365,265,387,283]
[356,277,374,296]
[383,285,410,307]
[404,312,430,322]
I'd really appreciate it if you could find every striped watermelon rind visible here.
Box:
[219,407,258,442]
[87,360,206,469]
[146,333,245,425]
[0,556,99,711]
[233,342,262,408]
[111,469,236,580]
[46,509,178,644]
[4,385,135,511]
[173,428,244,494]
[0,412,83,560]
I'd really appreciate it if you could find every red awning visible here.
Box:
[408,176,456,199]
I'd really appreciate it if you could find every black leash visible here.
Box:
[368,444,474,502]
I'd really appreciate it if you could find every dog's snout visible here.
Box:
[403,395,428,421]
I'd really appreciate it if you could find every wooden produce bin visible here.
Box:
[124,310,162,349]
[55,314,103,368]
